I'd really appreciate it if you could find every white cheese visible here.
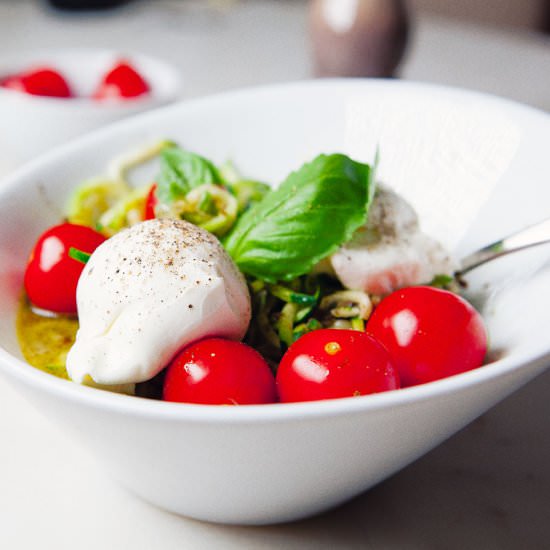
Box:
[321,185,454,295]
[66,219,250,385]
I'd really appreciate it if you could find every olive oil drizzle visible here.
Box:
[16,295,150,397]
[15,295,79,380]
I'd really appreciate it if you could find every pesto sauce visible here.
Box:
[15,296,79,380]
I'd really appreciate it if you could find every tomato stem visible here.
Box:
[68,247,91,265]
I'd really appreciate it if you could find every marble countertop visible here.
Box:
[1,2,549,548]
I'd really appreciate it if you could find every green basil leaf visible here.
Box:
[224,153,374,282]
[156,146,221,204]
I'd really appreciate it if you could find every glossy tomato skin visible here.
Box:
[94,61,150,100]
[276,329,400,403]
[144,183,157,220]
[24,223,106,314]
[366,286,487,387]
[163,338,277,405]
[2,68,73,98]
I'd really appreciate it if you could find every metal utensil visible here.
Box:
[456,217,550,279]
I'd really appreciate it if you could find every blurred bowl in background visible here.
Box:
[0,48,182,166]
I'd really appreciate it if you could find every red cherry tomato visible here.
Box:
[366,286,487,387]
[163,338,277,405]
[24,223,106,314]
[1,68,72,98]
[276,329,400,403]
[93,61,150,100]
[144,183,157,220]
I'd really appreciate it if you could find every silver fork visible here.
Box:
[456,217,550,279]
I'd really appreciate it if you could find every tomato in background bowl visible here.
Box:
[0,49,182,163]
[1,59,151,101]
[1,67,73,98]
[93,60,151,100]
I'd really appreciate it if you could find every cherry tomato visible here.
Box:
[93,61,150,100]
[1,68,73,98]
[163,338,277,405]
[24,223,106,314]
[144,183,158,220]
[276,329,400,403]
[366,286,487,387]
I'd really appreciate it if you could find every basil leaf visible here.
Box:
[224,154,374,282]
[156,146,221,204]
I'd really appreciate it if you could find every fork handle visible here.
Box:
[457,217,550,277]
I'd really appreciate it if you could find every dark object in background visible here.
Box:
[309,0,409,78]
[46,0,131,10]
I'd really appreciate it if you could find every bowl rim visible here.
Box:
[1,77,550,424]
[0,47,182,109]
[1,343,549,424]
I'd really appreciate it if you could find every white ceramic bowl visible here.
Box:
[0,80,549,525]
[0,49,182,165]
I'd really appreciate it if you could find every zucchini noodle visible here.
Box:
[319,290,373,320]
[107,140,173,183]
[157,183,238,237]
[67,140,171,234]
[244,274,376,368]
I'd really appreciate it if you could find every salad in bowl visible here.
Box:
[0,80,548,525]
[17,140,487,404]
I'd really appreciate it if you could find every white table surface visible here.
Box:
[1,2,550,548]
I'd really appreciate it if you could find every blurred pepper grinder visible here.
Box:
[309,0,410,77]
